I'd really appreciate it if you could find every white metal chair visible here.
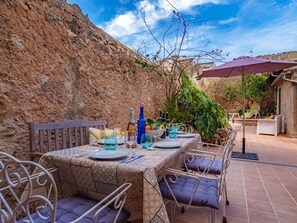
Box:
[0,152,132,223]
[159,151,229,223]
[181,130,237,223]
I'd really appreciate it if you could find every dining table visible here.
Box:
[38,133,201,222]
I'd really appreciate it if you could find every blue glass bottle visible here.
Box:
[137,106,146,144]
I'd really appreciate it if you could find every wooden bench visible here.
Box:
[29,119,108,161]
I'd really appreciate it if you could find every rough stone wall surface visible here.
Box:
[292,83,297,137]
[280,82,291,135]
[0,0,166,158]
[257,51,297,62]
[279,81,297,137]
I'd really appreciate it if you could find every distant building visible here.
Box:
[259,51,297,137]
[271,66,297,137]
[159,55,216,82]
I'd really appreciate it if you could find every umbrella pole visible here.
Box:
[242,74,246,154]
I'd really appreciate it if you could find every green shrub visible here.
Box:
[164,74,227,141]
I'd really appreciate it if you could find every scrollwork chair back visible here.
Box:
[1,152,132,223]
[0,152,58,223]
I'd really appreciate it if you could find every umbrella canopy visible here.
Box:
[202,56,297,156]
[202,56,297,78]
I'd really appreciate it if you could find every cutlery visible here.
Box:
[124,155,145,163]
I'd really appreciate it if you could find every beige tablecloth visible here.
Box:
[39,134,200,222]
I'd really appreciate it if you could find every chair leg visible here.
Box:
[224,179,229,205]
[223,216,227,223]
[169,202,176,222]
[181,207,185,213]
[222,183,227,223]
[225,185,229,205]
[210,208,216,223]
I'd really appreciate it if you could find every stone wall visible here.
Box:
[257,51,297,61]
[0,0,166,158]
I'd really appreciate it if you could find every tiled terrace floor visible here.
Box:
[175,126,297,223]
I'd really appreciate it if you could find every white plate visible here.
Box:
[88,150,128,160]
[177,133,196,138]
[97,137,125,145]
[153,141,182,148]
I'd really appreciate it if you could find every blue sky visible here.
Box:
[67,0,297,63]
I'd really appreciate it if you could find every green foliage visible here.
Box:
[164,74,227,141]
[224,74,269,102]
[134,58,156,71]
[244,74,268,101]
[224,83,240,100]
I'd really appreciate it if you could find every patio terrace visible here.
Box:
[175,126,297,223]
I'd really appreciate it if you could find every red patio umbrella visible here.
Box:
[202,56,297,159]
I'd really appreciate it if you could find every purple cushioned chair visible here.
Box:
[18,196,130,223]
[159,175,219,209]
[0,152,131,223]
[184,130,237,203]
[185,158,222,175]
[159,167,227,223]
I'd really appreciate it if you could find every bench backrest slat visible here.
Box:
[29,119,108,161]
[55,129,59,150]
[47,129,52,151]
[74,128,78,147]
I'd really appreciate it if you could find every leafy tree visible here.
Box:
[224,74,269,102]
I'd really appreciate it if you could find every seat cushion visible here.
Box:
[159,175,219,209]
[18,196,130,223]
[185,157,222,174]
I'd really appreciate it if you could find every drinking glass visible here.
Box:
[104,135,118,150]
[141,133,153,149]
[126,131,137,149]
[169,124,178,138]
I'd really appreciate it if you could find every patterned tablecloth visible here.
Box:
[39,134,200,222]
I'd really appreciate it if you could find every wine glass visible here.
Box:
[140,133,153,149]
[126,131,137,149]
[104,135,118,150]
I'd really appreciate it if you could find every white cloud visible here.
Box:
[100,0,222,38]
[218,17,237,25]
[105,11,142,37]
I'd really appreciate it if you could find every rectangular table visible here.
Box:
[39,134,200,222]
